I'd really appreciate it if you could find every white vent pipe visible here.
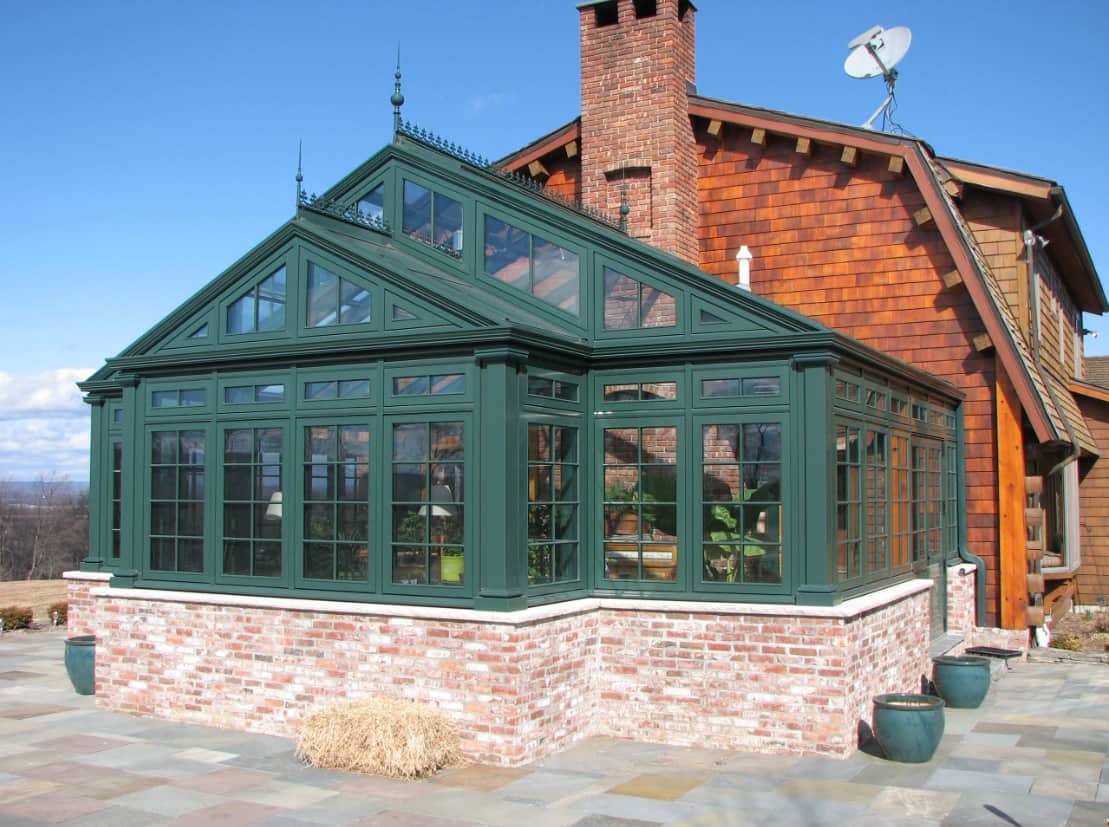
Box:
[736,245,753,291]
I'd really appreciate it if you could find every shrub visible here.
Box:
[0,606,33,631]
[48,601,68,625]
[1049,633,1082,651]
[296,696,461,779]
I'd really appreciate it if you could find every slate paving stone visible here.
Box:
[276,791,390,826]
[778,777,884,806]
[0,777,61,804]
[62,804,173,827]
[781,754,869,781]
[166,800,288,826]
[942,791,1073,827]
[232,779,341,809]
[567,817,661,827]
[0,703,76,719]
[498,769,611,805]
[0,790,111,823]
[1068,800,1109,827]
[174,766,276,795]
[32,733,135,753]
[349,812,482,826]
[606,772,705,801]
[111,783,227,817]
[927,767,1035,795]
[0,671,44,680]
[0,749,69,773]
[869,786,960,821]
[433,764,531,792]
[938,756,1002,773]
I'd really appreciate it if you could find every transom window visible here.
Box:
[152,388,206,409]
[603,268,676,330]
[835,379,860,402]
[527,377,579,402]
[484,217,580,315]
[527,424,579,585]
[306,261,371,327]
[356,183,385,225]
[392,374,464,397]
[603,382,677,402]
[303,425,370,582]
[222,428,283,578]
[603,426,678,581]
[391,422,465,585]
[227,266,286,335]
[403,181,462,256]
[305,379,370,401]
[149,430,205,573]
[701,423,782,584]
[701,377,781,399]
[225,384,285,404]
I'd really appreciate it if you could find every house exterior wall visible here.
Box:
[66,572,943,765]
[1077,394,1109,602]
[692,127,1004,624]
[960,191,1028,339]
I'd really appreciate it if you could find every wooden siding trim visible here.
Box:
[996,359,1028,629]
[940,159,1054,200]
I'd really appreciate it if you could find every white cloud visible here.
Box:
[467,92,509,114]
[0,368,92,480]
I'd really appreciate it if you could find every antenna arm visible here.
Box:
[861,91,894,130]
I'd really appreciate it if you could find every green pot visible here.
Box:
[872,693,945,763]
[441,554,464,584]
[64,635,96,696]
[932,655,991,709]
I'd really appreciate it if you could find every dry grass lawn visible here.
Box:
[0,579,68,625]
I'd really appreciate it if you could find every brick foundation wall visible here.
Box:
[63,571,110,638]
[66,576,979,765]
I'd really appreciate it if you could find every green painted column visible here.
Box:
[79,397,106,572]
[791,352,839,605]
[111,377,141,588]
[473,347,529,611]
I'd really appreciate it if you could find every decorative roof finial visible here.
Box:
[619,172,630,233]
[391,47,405,136]
[295,140,304,206]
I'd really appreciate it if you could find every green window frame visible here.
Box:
[602,381,678,402]
[110,440,123,561]
[700,376,782,400]
[891,433,911,571]
[602,266,678,331]
[303,378,372,403]
[944,442,959,560]
[527,423,579,586]
[835,424,862,581]
[601,423,679,584]
[864,429,889,577]
[403,179,463,257]
[483,215,581,316]
[700,421,783,586]
[221,426,284,579]
[305,260,372,328]
[223,383,286,405]
[149,429,206,574]
[527,376,580,404]
[151,388,207,409]
[226,265,287,335]
[389,420,466,588]
[300,423,372,585]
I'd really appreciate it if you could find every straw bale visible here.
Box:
[296,696,462,779]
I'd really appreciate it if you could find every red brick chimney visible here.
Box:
[578,0,699,264]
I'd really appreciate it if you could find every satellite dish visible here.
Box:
[844,25,912,129]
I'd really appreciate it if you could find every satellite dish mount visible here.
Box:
[844,25,912,130]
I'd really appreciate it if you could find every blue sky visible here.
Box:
[2,1,1107,481]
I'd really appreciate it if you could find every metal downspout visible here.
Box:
[955,409,988,625]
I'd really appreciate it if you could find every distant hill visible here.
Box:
[1,480,89,505]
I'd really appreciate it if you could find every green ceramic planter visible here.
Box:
[932,655,991,708]
[872,693,945,763]
[64,635,96,696]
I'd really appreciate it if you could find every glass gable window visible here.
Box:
[391,422,465,585]
[603,382,677,402]
[701,423,782,584]
[392,374,464,397]
[603,268,676,330]
[306,261,371,327]
[225,384,284,404]
[303,425,370,582]
[152,388,206,409]
[603,426,678,581]
[403,181,463,256]
[527,424,579,585]
[227,266,286,335]
[222,428,283,578]
[305,379,370,401]
[484,217,580,315]
[356,183,385,225]
[149,430,205,573]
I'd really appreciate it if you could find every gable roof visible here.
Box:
[93,131,950,393]
[500,94,1102,453]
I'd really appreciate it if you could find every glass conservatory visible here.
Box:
[79,127,964,613]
